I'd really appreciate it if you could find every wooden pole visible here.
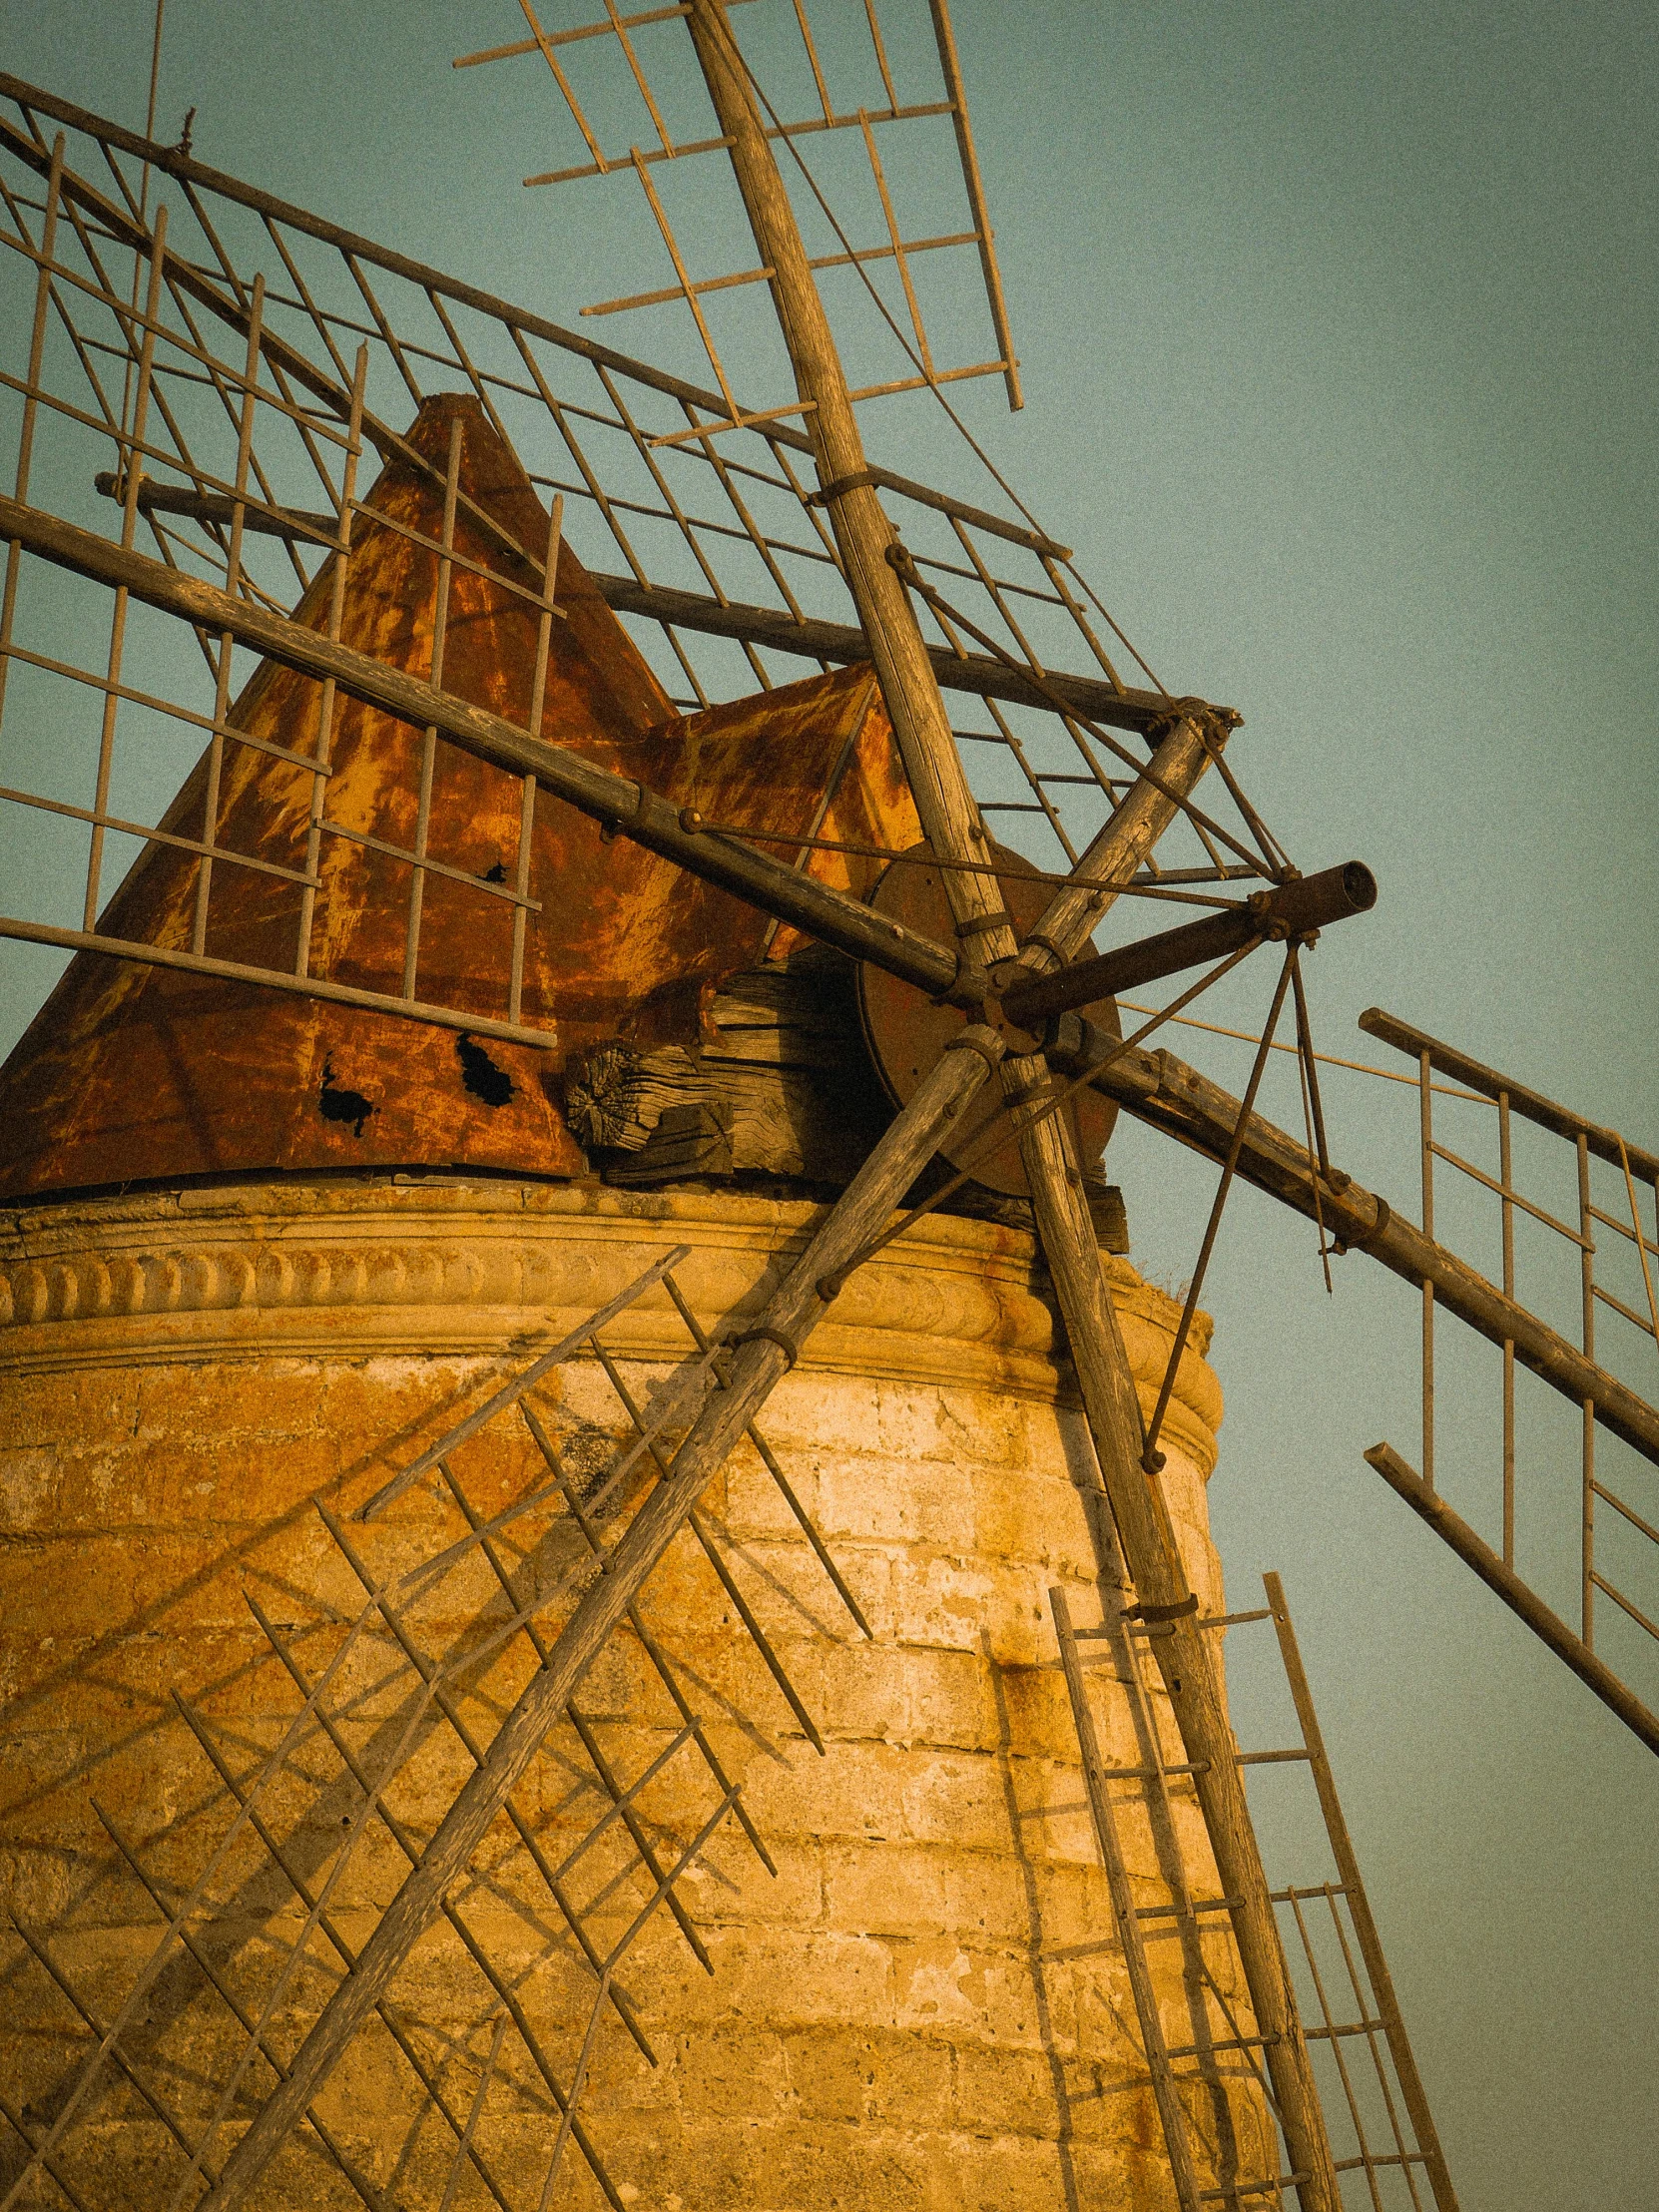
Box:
[683,0,1003,935]
[1018,1108,1342,2210]
[1051,1585,1206,2212]
[682,12,1339,2202]
[1070,1033,1659,1471]
[191,1028,1005,2212]
[1262,1570,1462,2209]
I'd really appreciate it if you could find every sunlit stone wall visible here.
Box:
[0,1181,1263,2211]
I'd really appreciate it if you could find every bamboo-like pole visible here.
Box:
[185,1028,1004,2212]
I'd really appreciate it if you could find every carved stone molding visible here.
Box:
[0,1177,1221,1470]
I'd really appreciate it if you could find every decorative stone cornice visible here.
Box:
[0,1178,1221,1472]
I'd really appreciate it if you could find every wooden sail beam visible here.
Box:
[83,478,1206,738]
[1363,1446,1659,1757]
[0,78,1069,560]
[589,572,1195,737]
[679,10,1342,2206]
[0,493,968,1005]
[1062,1023,1659,1468]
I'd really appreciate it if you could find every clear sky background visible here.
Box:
[2,4,1655,2205]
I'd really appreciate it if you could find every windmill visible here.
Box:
[0,8,1651,2211]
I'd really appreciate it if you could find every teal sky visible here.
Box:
[2,4,1655,2204]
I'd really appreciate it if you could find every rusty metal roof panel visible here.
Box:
[0,396,917,1199]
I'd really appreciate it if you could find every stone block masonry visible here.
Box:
[0,1181,1258,2211]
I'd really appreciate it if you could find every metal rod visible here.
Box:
[296,342,366,978]
[504,1407,778,1873]
[512,493,561,1022]
[657,1270,872,1637]
[359,1245,691,1518]
[0,912,557,1047]
[285,1533,660,2062]
[92,1806,391,2212]
[1500,1091,1515,1564]
[401,414,462,1000]
[1420,1047,1435,1490]
[1141,950,1297,1465]
[167,1686,543,2212]
[83,199,166,932]
[0,132,63,732]
[192,269,262,955]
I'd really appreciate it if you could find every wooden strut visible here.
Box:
[186,1027,1006,2212]
[1363,1445,1659,1758]
[1050,1585,1208,2212]
[1261,1572,1462,2212]
[679,9,1341,2209]
[0,491,968,1006]
[83,480,1188,738]
[1063,1027,1659,1470]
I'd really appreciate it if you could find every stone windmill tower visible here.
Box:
[6,9,1654,2211]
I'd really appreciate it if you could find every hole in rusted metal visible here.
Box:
[456,1033,515,1108]
[317,1054,375,1138]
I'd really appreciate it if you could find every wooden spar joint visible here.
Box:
[1146,697,1243,749]
[998,858,1379,1031]
[883,539,924,589]
[1331,1193,1391,1258]
[678,807,705,833]
[943,1029,1007,1071]
[857,838,1121,1199]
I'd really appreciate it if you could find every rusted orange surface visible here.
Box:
[0,395,919,1198]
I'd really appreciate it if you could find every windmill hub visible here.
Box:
[855,838,1122,1199]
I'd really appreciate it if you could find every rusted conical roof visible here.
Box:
[0,394,919,1199]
